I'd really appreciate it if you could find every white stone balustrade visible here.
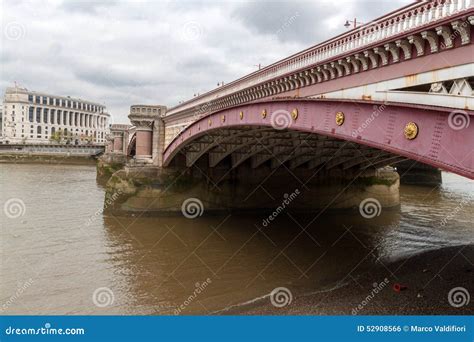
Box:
[167,0,473,116]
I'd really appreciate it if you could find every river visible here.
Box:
[0,163,473,314]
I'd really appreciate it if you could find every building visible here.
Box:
[1,86,110,145]
[0,104,3,137]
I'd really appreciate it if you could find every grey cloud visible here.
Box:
[231,1,335,44]
[1,0,414,123]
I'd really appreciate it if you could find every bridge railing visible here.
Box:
[167,0,473,116]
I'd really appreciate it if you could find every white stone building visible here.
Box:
[1,86,110,145]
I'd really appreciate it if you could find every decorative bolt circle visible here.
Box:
[335,111,345,126]
[239,111,244,120]
[261,109,267,119]
[221,115,225,123]
[404,122,418,140]
[208,119,212,126]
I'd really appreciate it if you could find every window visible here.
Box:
[57,110,61,124]
[51,127,55,135]
[51,109,55,124]
[36,108,41,123]
[28,95,33,102]
[44,108,49,123]
[37,126,41,137]
[35,96,40,104]
[42,97,47,105]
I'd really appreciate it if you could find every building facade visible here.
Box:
[1,86,110,145]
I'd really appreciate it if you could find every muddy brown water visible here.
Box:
[1,163,473,314]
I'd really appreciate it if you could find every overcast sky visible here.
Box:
[1,0,411,123]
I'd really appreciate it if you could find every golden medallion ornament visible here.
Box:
[208,119,212,126]
[291,108,298,120]
[335,111,345,126]
[261,109,267,119]
[221,115,225,123]
[404,122,418,140]
[239,111,244,120]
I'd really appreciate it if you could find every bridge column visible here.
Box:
[128,105,167,165]
[110,124,129,155]
[152,117,165,166]
[128,114,155,164]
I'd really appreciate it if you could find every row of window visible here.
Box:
[131,107,161,114]
[27,107,107,128]
[27,94,105,113]
[7,126,105,141]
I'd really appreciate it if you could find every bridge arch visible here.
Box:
[163,100,474,179]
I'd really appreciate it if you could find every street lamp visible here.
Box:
[344,18,364,29]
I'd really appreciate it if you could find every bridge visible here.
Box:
[101,0,474,214]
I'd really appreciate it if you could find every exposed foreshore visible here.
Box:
[221,245,474,315]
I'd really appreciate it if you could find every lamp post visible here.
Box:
[344,18,364,29]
